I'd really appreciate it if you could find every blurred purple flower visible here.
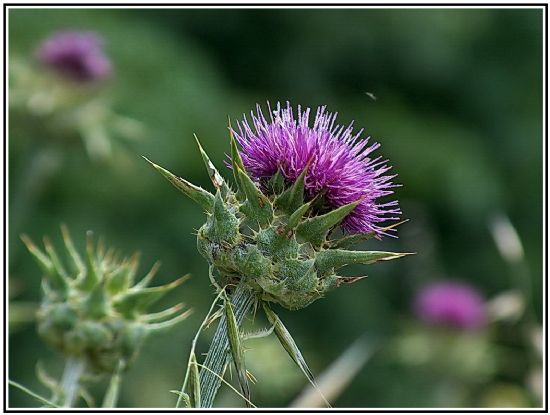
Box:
[36,30,112,82]
[232,102,401,235]
[414,281,487,330]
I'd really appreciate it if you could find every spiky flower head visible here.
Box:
[146,103,410,310]
[232,103,401,236]
[414,280,487,330]
[36,31,112,82]
[22,227,190,374]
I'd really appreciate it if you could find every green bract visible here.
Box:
[22,226,191,374]
[145,134,410,311]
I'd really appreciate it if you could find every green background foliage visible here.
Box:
[8,7,543,408]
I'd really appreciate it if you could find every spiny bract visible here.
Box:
[146,104,410,310]
[22,226,190,374]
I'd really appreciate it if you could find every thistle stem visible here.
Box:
[102,361,124,408]
[198,285,255,408]
[59,356,85,408]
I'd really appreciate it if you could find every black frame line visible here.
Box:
[3,2,548,413]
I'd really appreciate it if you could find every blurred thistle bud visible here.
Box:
[21,226,191,375]
[36,31,112,83]
[146,102,411,310]
[413,280,487,331]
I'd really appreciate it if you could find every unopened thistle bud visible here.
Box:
[146,102,411,311]
[22,226,191,374]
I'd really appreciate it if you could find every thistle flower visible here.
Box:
[22,227,190,375]
[146,103,409,311]
[146,103,410,407]
[414,281,487,330]
[36,31,112,82]
[232,103,401,235]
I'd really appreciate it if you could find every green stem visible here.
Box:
[59,356,85,408]
[198,285,255,408]
[102,361,124,408]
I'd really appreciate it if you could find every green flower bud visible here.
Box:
[22,227,191,375]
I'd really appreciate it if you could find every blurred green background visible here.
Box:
[8,7,543,408]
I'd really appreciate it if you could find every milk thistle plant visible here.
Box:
[146,102,411,408]
[16,227,191,408]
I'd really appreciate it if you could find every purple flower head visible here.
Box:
[413,281,488,330]
[232,102,401,235]
[36,31,112,82]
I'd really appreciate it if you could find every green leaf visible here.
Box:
[194,134,231,197]
[235,165,274,228]
[21,235,68,293]
[133,261,161,289]
[114,275,189,318]
[262,303,329,406]
[188,353,201,408]
[36,362,59,396]
[61,225,85,277]
[267,169,286,195]
[229,124,246,196]
[286,199,315,231]
[275,162,309,214]
[145,308,193,331]
[142,302,185,323]
[170,390,191,408]
[84,281,109,319]
[143,156,215,212]
[79,231,100,291]
[297,198,363,247]
[315,249,413,274]
[223,292,251,405]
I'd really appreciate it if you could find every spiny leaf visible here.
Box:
[241,324,275,342]
[229,122,246,193]
[235,165,274,228]
[211,191,241,243]
[79,231,100,291]
[336,276,368,287]
[61,225,85,277]
[134,261,161,289]
[43,237,69,281]
[330,219,410,248]
[262,303,329,406]
[105,266,131,295]
[21,235,67,293]
[223,292,251,405]
[275,161,310,214]
[188,353,201,408]
[297,198,363,247]
[113,275,190,318]
[36,362,58,396]
[142,303,185,322]
[315,250,413,274]
[146,308,193,331]
[194,134,231,196]
[267,169,286,195]
[143,156,215,212]
[124,253,140,287]
[171,390,191,408]
[286,199,315,231]
[84,280,109,319]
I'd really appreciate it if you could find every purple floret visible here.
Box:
[36,31,112,82]
[232,102,401,235]
[414,281,487,330]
